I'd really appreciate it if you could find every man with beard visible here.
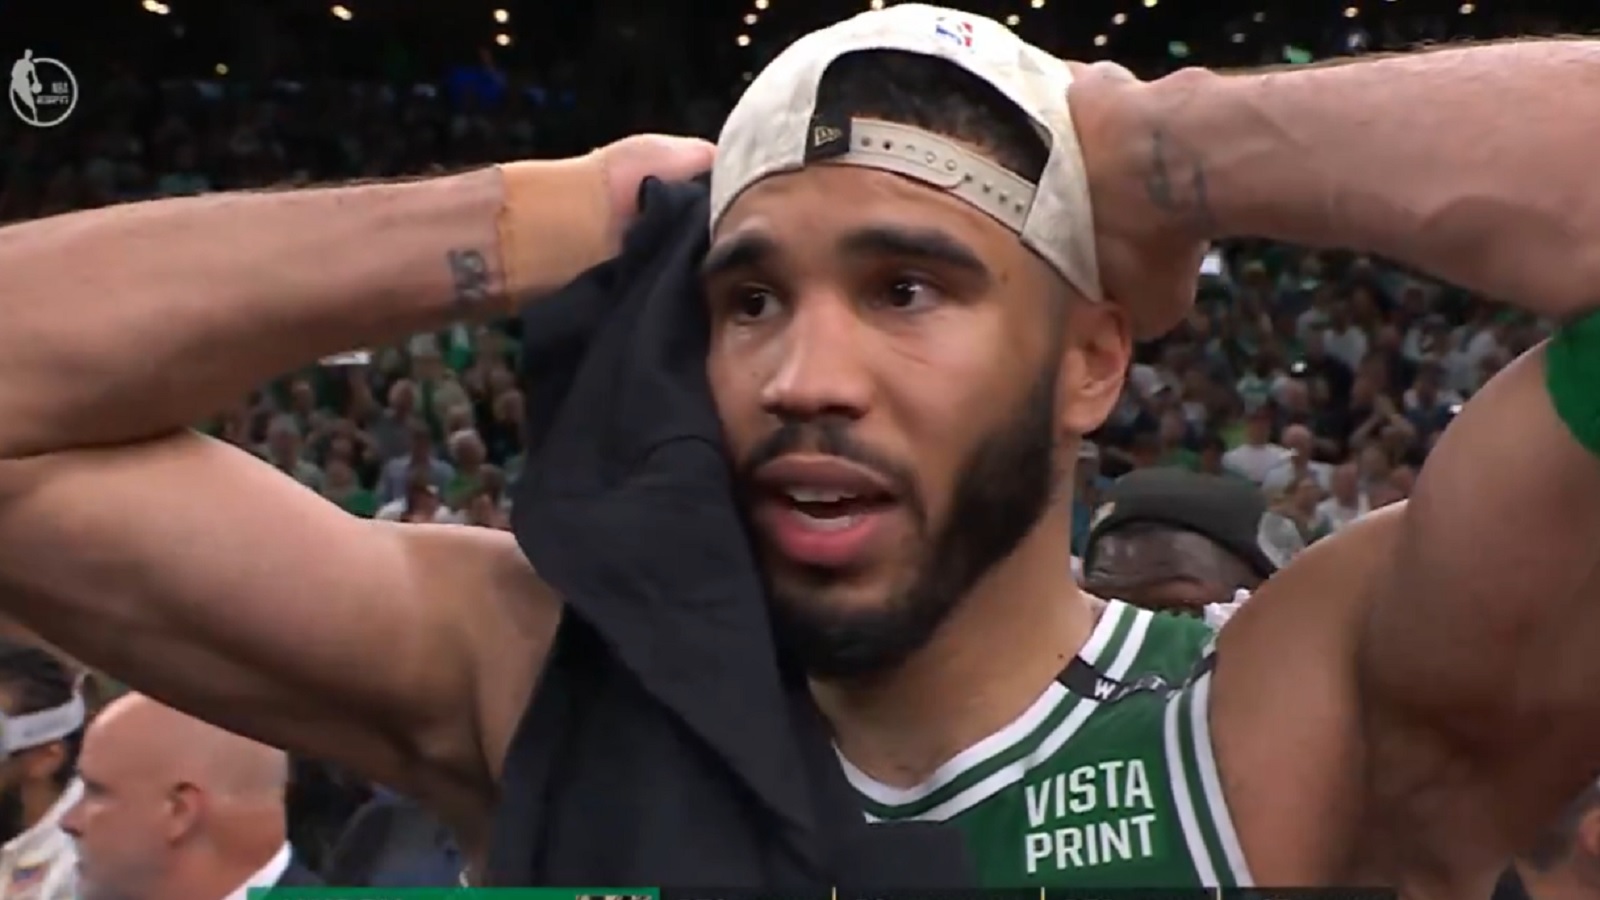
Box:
[1,4,1600,894]
[0,641,86,900]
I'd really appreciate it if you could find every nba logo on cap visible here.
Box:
[933,17,974,50]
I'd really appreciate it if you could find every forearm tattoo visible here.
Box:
[1144,126,1218,236]
[447,248,492,309]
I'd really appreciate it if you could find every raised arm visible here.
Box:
[1103,43,1600,852]
[1158,41,1600,317]
[0,137,713,841]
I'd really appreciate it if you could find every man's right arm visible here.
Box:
[0,151,640,842]
[0,160,610,456]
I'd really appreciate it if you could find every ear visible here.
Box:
[164,782,204,842]
[1056,294,1132,437]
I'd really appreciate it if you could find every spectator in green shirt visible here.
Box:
[321,458,377,518]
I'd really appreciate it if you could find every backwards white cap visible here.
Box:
[711,4,1101,307]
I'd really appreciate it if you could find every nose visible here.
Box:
[60,796,83,837]
[759,295,873,422]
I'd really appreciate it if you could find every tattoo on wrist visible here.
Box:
[1145,127,1217,236]
[447,248,491,308]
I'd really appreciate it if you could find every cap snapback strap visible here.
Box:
[805,116,1036,233]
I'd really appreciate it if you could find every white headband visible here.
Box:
[1,693,85,755]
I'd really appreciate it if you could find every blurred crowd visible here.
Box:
[1076,245,1549,556]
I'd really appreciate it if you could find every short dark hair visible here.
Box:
[814,49,1049,183]
[1522,782,1600,870]
[0,640,81,787]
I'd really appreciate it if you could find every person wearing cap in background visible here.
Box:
[0,640,88,900]
[1079,469,1300,627]
[6,3,1600,895]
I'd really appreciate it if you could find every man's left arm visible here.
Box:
[1139,40,1600,317]
[1140,41,1600,843]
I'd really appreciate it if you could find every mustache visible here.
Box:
[737,418,921,510]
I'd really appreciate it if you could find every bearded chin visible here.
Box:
[771,360,1062,681]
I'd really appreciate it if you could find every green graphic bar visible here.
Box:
[244,883,656,890]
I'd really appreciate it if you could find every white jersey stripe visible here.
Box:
[1188,669,1254,886]
[900,607,1155,822]
[839,600,1133,810]
[1162,687,1217,885]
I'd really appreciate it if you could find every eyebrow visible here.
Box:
[700,225,992,285]
[838,226,991,282]
[700,233,778,281]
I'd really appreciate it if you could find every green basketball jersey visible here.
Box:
[843,599,1253,889]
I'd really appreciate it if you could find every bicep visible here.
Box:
[0,431,555,824]
[1361,346,1600,837]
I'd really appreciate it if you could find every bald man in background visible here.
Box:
[61,695,321,900]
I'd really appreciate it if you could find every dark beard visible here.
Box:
[738,360,1061,680]
[0,783,24,843]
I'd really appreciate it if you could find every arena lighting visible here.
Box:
[1344,6,1359,16]
[870,0,884,7]
[1142,0,1157,7]
[1459,1,1474,10]
[754,0,768,9]
[215,63,228,75]
[1004,13,1019,25]
[330,4,352,21]
[1093,34,1108,46]
[140,0,170,14]
[1253,11,1265,21]
[745,12,759,23]
[1231,32,1245,42]
[1112,12,1126,24]
[494,32,511,46]
[1030,0,1045,7]
[737,33,751,46]
[492,8,509,23]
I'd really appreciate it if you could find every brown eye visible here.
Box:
[877,276,942,312]
[731,287,780,323]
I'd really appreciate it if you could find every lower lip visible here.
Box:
[754,501,891,568]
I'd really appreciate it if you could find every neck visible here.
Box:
[18,779,61,832]
[156,836,282,900]
[814,501,1096,788]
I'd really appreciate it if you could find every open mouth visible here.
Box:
[780,487,894,532]
[750,455,900,567]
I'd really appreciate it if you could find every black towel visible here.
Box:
[489,176,970,888]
